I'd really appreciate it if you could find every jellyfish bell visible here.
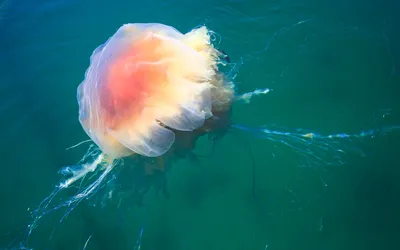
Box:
[77,23,234,159]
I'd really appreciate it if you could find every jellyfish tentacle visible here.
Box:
[235,88,271,103]
[231,123,391,166]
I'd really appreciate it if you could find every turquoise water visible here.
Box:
[1,0,400,249]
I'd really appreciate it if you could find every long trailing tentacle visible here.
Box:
[21,147,118,248]
[231,122,400,167]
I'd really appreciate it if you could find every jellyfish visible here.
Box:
[21,23,236,246]
[20,22,399,249]
[71,23,238,189]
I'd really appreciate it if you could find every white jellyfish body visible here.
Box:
[77,23,223,158]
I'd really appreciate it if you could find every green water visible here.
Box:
[1,0,400,249]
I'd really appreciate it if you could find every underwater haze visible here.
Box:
[1,0,400,249]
